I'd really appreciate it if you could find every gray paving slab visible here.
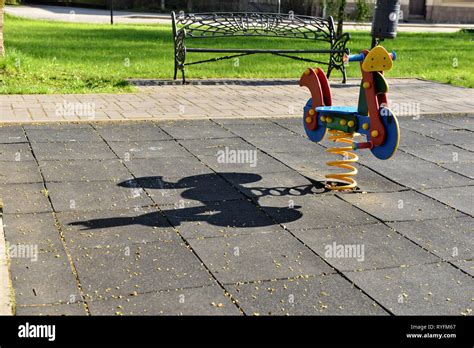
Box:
[71,239,215,301]
[94,123,172,142]
[0,126,28,144]
[159,122,237,140]
[47,181,154,213]
[399,117,460,135]
[344,263,474,315]
[458,143,474,152]
[87,285,241,315]
[453,260,474,277]
[292,223,438,272]
[226,275,388,315]
[257,194,377,230]
[0,183,52,214]
[15,303,88,316]
[0,143,35,162]
[340,190,463,222]
[357,151,472,189]
[198,152,291,175]
[221,123,296,138]
[271,151,347,172]
[401,144,474,164]
[39,159,132,183]
[439,162,474,179]
[57,207,175,251]
[10,249,81,306]
[162,199,284,239]
[124,157,213,178]
[212,118,273,126]
[188,230,335,284]
[388,217,473,261]
[243,135,325,154]
[0,161,43,184]
[397,129,445,148]
[25,127,102,143]
[179,137,257,157]
[107,140,191,160]
[30,141,116,161]
[421,186,474,216]
[428,129,474,145]
[351,166,405,193]
[3,213,63,252]
[139,174,244,205]
[434,116,474,131]
[272,118,307,137]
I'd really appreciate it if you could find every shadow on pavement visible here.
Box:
[70,173,326,231]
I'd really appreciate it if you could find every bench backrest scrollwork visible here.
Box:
[172,12,337,44]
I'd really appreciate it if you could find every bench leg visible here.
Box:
[326,66,333,80]
[173,61,178,80]
[342,68,347,84]
[181,67,186,85]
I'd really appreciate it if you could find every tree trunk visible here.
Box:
[336,0,346,38]
[0,0,4,57]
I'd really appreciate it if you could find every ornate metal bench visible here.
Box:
[171,12,351,84]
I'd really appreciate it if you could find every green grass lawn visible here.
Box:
[1,14,473,94]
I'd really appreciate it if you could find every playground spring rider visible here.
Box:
[299,0,401,191]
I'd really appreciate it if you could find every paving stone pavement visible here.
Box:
[0,79,473,123]
[0,115,472,316]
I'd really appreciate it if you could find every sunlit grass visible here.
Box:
[1,14,473,94]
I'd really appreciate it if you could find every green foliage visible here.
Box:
[355,0,371,22]
[1,14,473,94]
[324,0,340,18]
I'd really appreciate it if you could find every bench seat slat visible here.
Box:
[186,48,345,54]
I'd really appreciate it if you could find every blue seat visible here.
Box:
[316,106,358,116]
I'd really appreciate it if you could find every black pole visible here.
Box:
[110,0,114,25]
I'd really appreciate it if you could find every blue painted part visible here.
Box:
[303,98,326,142]
[391,51,397,61]
[370,107,400,160]
[355,114,371,136]
[316,106,358,115]
[348,53,365,62]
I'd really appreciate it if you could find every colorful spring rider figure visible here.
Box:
[299,45,400,191]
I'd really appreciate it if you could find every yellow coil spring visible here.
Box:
[325,130,359,191]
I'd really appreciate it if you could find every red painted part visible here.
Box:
[359,50,386,147]
[299,68,325,131]
[299,68,324,108]
[316,67,332,106]
[355,141,374,149]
